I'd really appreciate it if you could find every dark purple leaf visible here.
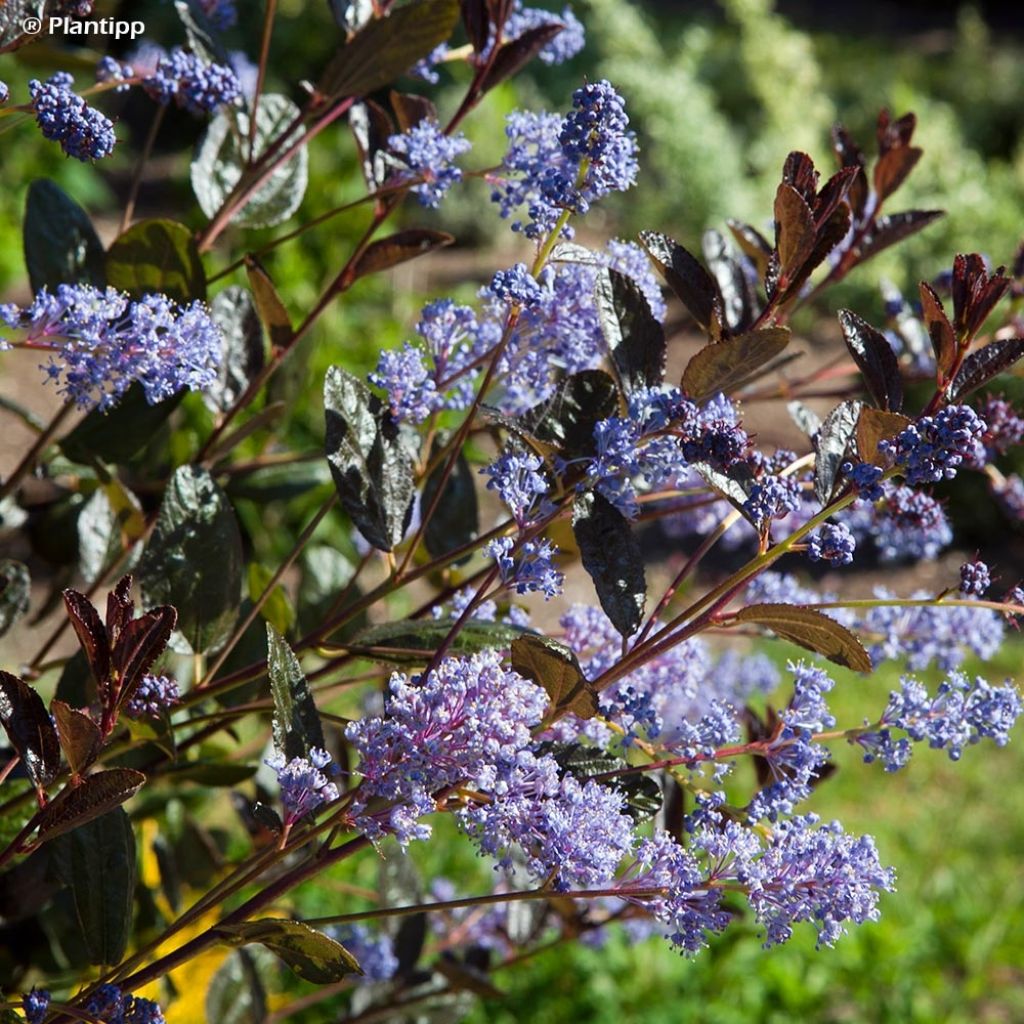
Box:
[33,768,146,846]
[346,229,454,287]
[389,90,437,133]
[594,267,666,393]
[480,23,564,93]
[639,230,724,337]
[773,183,816,283]
[682,328,790,401]
[918,282,957,378]
[950,338,1024,402]
[51,700,102,778]
[781,151,819,204]
[873,146,922,201]
[0,672,60,790]
[838,309,903,412]
[460,0,490,52]
[726,219,773,278]
[318,0,460,101]
[830,124,868,217]
[857,210,943,263]
[111,606,177,713]
[951,253,1010,339]
[62,589,111,703]
[703,229,758,333]
[349,100,395,193]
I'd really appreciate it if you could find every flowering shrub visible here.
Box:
[0,2,1022,1022]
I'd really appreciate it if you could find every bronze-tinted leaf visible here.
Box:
[949,338,1024,402]
[781,151,819,205]
[215,919,362,983]
[111,606,177,713]
[480,22,563,92]
[734,604,871,672]
[856,407,912,465]
[813,167,858,225]
[918,282,956,378]
[62,588,110,698]
[346,229,453,286]
[814,399,862,505]
[639,230,723,336]
[33,769,146,845]
[245,257,293,350]
[682,328,790,401]
[726,219,773,278]
[873,145,922,201]
[511,634,598,719]
[319,0,459,100]
[951,253,1010,340]
[389,90,437,132]
[460,0,490,52]
[51,701,102,778]
[773,183,816,281]
[830,123,868,217]
[780,203,851,301]
[0,672,61,790]
[857,210,943,263]
[838,309,903,412]
[106,575,135,643]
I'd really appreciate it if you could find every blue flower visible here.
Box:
[878,405,987,485]
[488,263,545,309]
[0,284,223,411]
[959,559,991,597]
[808,522,856,565]
[30,73,116,161]
[23,989,50,1024]
[743,475,801,526]
[125,674,181,720]
[486,536,564,599]
[482,450,550,526]
[369,343,439,424]
[143,48,240,114]
[387,119,471,208]
[266,747,340,825]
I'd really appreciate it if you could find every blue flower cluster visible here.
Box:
[743,474,802,528]
[23,989,50,1024]
[489,263,545,308]
[858,671,1022,769]
[332,924,399,983]
[387,119,471,208]
[486,535,564,599]
[490,80,638,238]
[125,674,181,719]
[808,522,856,565]
[83,984,165,1024]
[97,56,134,93]
[878,405,986,485]
[483,450,551,527]
[29,73,116,161]
[345,651,549,846]
[0,284,223,411]
[266,747,340,826]
[840,484,952,562]
[142,48,240,114]
[959,559,991,596]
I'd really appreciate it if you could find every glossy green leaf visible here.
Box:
[572,491,646,639]
[268,625,324,763]
[53,807,136,965]
[734,604,872,672]
[23,179,105,291]
[137,466,243,655]
[193,94,308,229]
[248,564,295,636]
[105,219,205,303]
[215,919,362,983]
[60,384,185,466]
[206,286,266,412]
